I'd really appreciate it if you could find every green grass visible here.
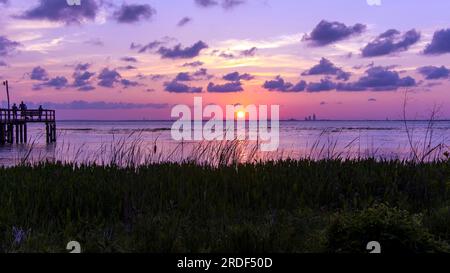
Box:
[0,159,449,253]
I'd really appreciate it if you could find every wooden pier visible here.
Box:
[0,109,56,145]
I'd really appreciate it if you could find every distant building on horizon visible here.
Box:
[305,114,317,121]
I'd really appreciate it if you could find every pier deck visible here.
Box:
[0,109,56,145]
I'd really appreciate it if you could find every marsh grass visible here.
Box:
[0,157,449,253]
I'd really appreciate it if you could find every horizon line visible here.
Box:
[54,119,450,122]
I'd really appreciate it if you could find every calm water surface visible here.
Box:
[1,120,449,166]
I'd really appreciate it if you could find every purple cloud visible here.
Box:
[164,81,202,93]
[307,79,336,92]
[222,0,246,9]
[0,36,20,56]
[424,29,450,55]
[28,100,169,110]
[178,17,192,27]
[223,72,254,81]
[362,29,421,57]
[302,58,350,81]
[72,67,95,91]
[30,66,49,81]
[97,68,121,88]
[207,81,243,92]
[195,0,218,8]
[304,20,366,46]
[33,76,69,90]
[174,68,213,81]
[337,66,417,91]
[418,66,450,80]
[132,40,164,54]
[18,0,99,24]
[158,41,208,59]
[121,56,138,63]
[195,0,246,9]
[240,47,257,57]
[113,4,156,24]
[182,61,204,67]
[262,76,306,92]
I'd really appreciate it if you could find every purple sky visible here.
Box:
[0,0,450,120]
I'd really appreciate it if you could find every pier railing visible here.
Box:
[0,109,56,124]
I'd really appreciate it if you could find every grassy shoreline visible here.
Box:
[0,159,449,253]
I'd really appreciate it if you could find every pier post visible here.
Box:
[0,124,5,145]
[19,123,23,143]
[46,123,50,143]
[8,123,13,144]
[52,123,57,142]
[15,124,19,144]
[24,123,27,143]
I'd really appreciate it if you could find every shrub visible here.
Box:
[326,204,450,253]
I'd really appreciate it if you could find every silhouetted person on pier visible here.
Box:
[19,101,27,120]
[12,103,18,120]
[38,105,43,120]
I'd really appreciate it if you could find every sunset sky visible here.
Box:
[1,0,450,120]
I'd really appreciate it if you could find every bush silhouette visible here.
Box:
[326,204,450,253]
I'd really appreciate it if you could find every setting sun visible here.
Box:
[237,111,246,119]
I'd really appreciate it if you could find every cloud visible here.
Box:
[239,47,257,57]
[223,72,254,81]
[262,76,306,92]
[217,47,258,59]
[75,63,91,71]
[158,41,208,59]
[98,68,121,88]
[174,68,213,81]
[113,4,156,24]
[182,61,204,67]
[164,81,202,93]
[194,0,245,9]
[18,0,99,24]
[424,29,450,55]
[97,68,139,89]
[0,61,7,66]
[178,17,192,27]
[304,20,366,46]
[362,29,421,57]
[368,98,377,102]
[222,0,246,9]
[219,52,235,59]
[117,65,137,70]
[72,67,95,91]
[207,81,243,92]
[307,79,336,92]
[302,58,350,81]
[30,66,49,81]
[120,79,139,88]
[418,66,450,80]
[337,66,417,91]
[195,0,218,8]
[0,36,20,56]
[84,38,104,47]
[132,40,164,53]
[148,74,167,81]
[33,76,69,90]
[22,100,169,110]
[121,56,138,63]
